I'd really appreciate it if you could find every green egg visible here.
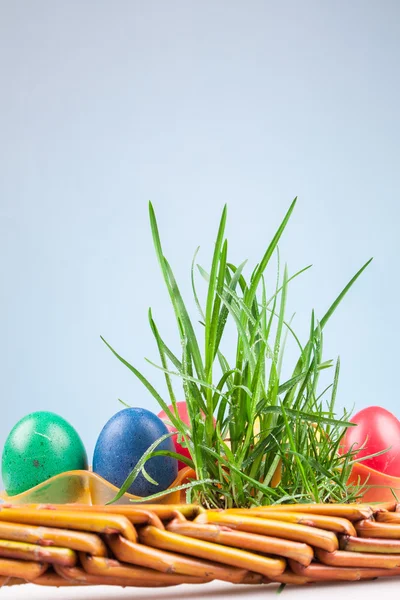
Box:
[2,411,88,496]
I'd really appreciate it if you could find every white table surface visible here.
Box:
[1,579,399,599]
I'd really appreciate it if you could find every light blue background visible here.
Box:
[1,1,399,467]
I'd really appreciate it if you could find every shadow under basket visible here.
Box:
[0,467,197,506]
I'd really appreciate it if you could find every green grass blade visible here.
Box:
[106,431,175,504]
[266,264,313,306]
[319,258,373,330]
[129,480,219,504]
[205,236,228,440]
[101,336,183,430]
[164,259,206,381]
[205,206,227,374]
[260,405,354,427]
[148,308,177,410]
[246,198,297,309]
[326,357,341,436]
[144,357,227,406]
[214,260,248,354]
[148,313,183,371]
[118,398,131,408]
[149,203,206,382]
[191,246,206,321]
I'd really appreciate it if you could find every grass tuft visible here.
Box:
[103,201,372,508]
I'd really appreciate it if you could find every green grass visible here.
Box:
[102,199,372,508]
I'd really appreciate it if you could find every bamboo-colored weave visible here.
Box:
[0,501,399,588]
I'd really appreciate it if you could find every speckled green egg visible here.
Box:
[2,411,88,496]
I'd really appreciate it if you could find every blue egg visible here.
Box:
[93,407,178,496]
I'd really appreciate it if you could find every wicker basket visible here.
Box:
[0,501,400,588]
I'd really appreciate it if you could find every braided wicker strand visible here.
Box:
[0,502,399,588]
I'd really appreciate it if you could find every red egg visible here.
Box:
[342,406,400,477]
[157,402,193,470]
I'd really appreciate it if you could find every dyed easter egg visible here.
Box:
[92,407,178,496]
[342,406,400,476]
[158,401,216,470]
[2,411,88,496]
[158,402,193,470]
